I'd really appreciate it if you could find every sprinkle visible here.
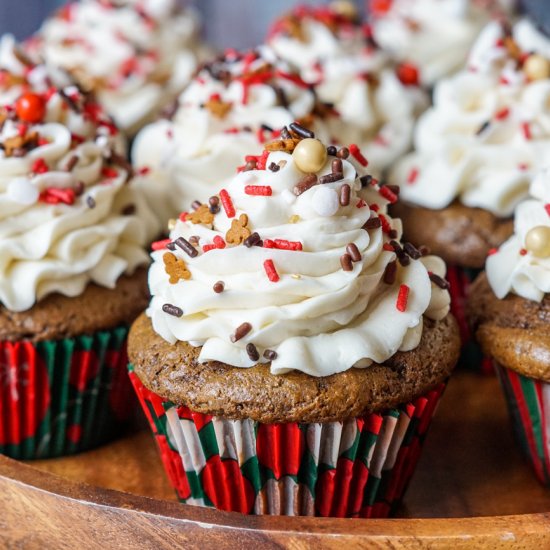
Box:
[166,242,177,251]
[319,172,343,184]
[383,260,397,284]
[263,349,278,361]
[162,304,183,317]
[356,199,367,208]
[520,248,528,256]
[191,200,202,211]
[268,162,280,172]
[429,272,450,290]
[494,107,510,120]
[488,248,499,256]
[245,185,272,196]
[219,189,235,218]
[340,253,353,271]
[86,196,96,208]
[378,214,392,234]
[291,274,302,279]
[360,175,373,188]
[122,204,136,215]
[396,62,419,86]
[379,185,398,204]
[363,217,381,230]
[65,155,79,172]
[101,166,118,179]
[137,166,151,176]
[213,281,225,293]
[418,245,431,256]
[545,204,550,217]
[326,145,337,156]
[264,239,303,251]
[339,184,350,206]
[403,242,422,260]
[370,203,380,212]
[390,240,410,266]
[407,167,419,185]
[213,235,226,249]
[202,244,216,253]
[39,187,75,205]
[231,322,252,342]
[383,243,395,252]
[289,122,314,139]
[349,144,368,166]
[246,343,260,362]
[174,237,198,258]
[244,232,261,248]
[396,284,410,312]
[332,158,343,174]
[346,243,361,262]
[293,173,318,196]
[179,212,188,222]
[336,147,349,159]
[31,158,49,174]
[152,239,171,251]
[189,236,200,246]
[476,121,491,136]
[264,259,280,282]
[289,215,300,224]
[521,121,532,140]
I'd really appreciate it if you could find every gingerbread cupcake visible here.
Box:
[468,168,550,483]
[0,83,158,459]
[128,133,459,517]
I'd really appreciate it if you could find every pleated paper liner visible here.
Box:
[495,362,550,485]
[129,366,446,517]
[446,265,491,374]
[0,326,134,459]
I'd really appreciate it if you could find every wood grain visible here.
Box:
[1,371,550,548]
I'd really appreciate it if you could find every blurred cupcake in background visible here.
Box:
[390,17,550,354]
[268,3,427,177]
[26,0,205,136]
[368,0,517,87]
[0,82,158,459]
[132,46,331,226]
[468,168,550,483]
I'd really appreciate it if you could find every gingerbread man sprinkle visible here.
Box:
[163,252,191,284]
[226,213,252,245]
[187,204,215,226]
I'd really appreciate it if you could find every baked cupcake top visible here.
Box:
[28,0,202,135]
[369,0,512,86]
[0,85,158,312]
[486,169,550,301]
[132,47,329,223]
[392,18,550,218]
[268,4,427,175]
[146,132,450,376]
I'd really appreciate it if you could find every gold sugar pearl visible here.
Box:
[167,218,177,231]
[525,225,550,258]
[292,138,327,174]
[330,0,357,19]
[523,54,550,81]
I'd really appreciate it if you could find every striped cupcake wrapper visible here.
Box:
[129,366,446,518]
[0,326,134,459]
[495,362,550,485]
[446,265,490,373]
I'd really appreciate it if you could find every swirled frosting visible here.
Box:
[392,19,550,218]
[369,0,514,86]
[0,86,159,312]
[132,46,330,225]
[29,0,202,135]
[487,168,550,302]
[147,137,450,376]
[268,5,427,176]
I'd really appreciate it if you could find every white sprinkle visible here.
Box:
[7,178,39,205]
[312,186,339,217]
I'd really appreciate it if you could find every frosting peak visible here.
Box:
[147,134,450,376]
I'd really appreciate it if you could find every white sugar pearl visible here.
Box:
[312,187,339,217]
[7,178,39,205]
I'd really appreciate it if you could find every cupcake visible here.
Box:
[268,4,427,176]
[27,0,204,136]
[0,83,158,459]
[132,46,330,226]
[368,0,515,87]
[391,18,550,356]
[468,169,550,483]
[128,133,460,517]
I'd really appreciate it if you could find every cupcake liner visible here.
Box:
[129,367,445,517]
[0,326,133,459]
[446,265,490,373]
[495,362,550,485]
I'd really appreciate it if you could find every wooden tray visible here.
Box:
[2,371,550,548]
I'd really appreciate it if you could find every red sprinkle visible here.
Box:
[494,107,510,120]
[178,211,188,222]
[488,248,498,256]
[202,244,217,253]
[151,239,171,251]
[521,121,532,140]
[379,214,392,234]
[101,166,119,179]
[39,187,76,205]
[383,243,395,252]
[396,284,410,312]
[356,199,367,208]
[407,167,419,185]
[349,144,368,167]
[370,203,380,212]
[544,204,550,217]
[245,185,272,196]
[31,158,49,174]
[137,166,151,176]
[379,186,398,204]
[520,248,528,256]
[264,259,280,282]
[256,150,270,170]
[17,123,28,137]
[264,239,302,251]
[219,189,236,218]
[213,235,226,249]
[396,62,420,86]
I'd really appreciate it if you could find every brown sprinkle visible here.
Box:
[65,155,79,172]
[332,158,343,174]
[419,245,431,256]
[390,240,410,267]
[326,145,337,156]
[191,200,202,211]
[339,184,350,206]
[175,237,198,258]
[213,281,225,293]
[122,204,136,215]
[263,349,278,361]
[319,172,343,184]
[244,232,261,248]
[383,260,397,284]
[86,196,96,208]
[336,147,349,159]
[363,217,381,230]
[246,343,260,362]
[429,273,450,290]
[340,253,353,271]
[162,303,183,317]
[403,242,421,260]
[289,122,314,139]
[346,243,361,262]
[231,322,252,342]
[293,173,318,196]
[189,235,200,246]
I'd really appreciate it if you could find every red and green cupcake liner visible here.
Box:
[0,326,134,460]
[495,362,550,485]
[129,367,446,517]
[446,265,491,374]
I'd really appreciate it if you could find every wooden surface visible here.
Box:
[1,371,550,548]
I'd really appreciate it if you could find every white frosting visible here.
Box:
[268,7,427,176]
[392,19,550,218]
[132,47,330,225]
[147,145,450,376]
[31,0,202,135]
[370,0,513,86]
[486,168,550,302]
[0,88,159,312]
